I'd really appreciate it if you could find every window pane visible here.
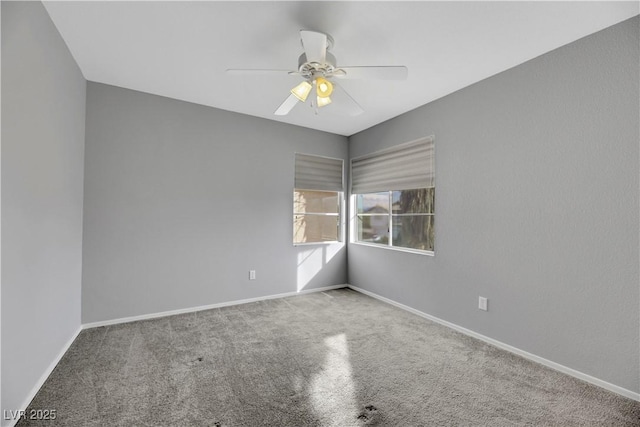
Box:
[392,188,434,214]
[294,190,339,214]
[294,214,339,244]
[356,192,389,215]
[357,215,389,244]
[392,215,434,251]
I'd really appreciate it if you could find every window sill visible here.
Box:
[294,241,343,247]
[349,241,434,256]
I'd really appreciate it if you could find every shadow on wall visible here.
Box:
[296,244,345,292]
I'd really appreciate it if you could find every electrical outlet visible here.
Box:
[479,296,488,311]
[249,270,256,280]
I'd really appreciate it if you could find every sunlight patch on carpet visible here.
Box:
[309,333,358,425]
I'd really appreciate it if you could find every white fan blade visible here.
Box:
[226,69,295,76]
[274,93,300,116]
[331,82,364,116]
[333,66,408,80]
[300,30,327,64]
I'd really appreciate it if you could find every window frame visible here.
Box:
[350,189,435,256]
[293,189,344,246]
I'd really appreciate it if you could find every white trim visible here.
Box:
[82,285,347,329]
[347,285,640,402]
[294,241,343,247]
[349,241,434,257]
[4,326,82,427]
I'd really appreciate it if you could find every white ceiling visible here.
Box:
[43,1,638,136]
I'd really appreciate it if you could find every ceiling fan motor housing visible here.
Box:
[298,52,337,78]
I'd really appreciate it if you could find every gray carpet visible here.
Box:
[19,288,640,426]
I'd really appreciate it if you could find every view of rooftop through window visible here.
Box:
[356,188,434,251]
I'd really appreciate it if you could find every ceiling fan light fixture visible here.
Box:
[235,30,404,117]
[317,95,332,107]
[315,77,333,98]
[291,80,312,102]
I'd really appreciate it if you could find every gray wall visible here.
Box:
[2,2,635,413]
[82,83,348,323]
[348,17,639,393]
[1,1,86,421]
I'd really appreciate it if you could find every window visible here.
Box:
[294,190,340,243]
[351,136,435,253]
[356,188,434,251]
[294,153,344,244]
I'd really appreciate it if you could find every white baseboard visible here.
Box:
[82,284,348,329]
[4,325,82,427]
[348,284,640,402]
[13,282,635,427]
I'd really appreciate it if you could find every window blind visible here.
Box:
[351,136,434,194]
[294,153,344,192]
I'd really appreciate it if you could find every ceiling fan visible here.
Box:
[227,30,408,116]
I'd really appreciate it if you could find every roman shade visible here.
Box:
[351,136,434,194]
[294,153,344,192]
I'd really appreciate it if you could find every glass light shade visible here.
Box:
[315,77,333,98]
[317,95,332,107]
[291,81,312,102]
